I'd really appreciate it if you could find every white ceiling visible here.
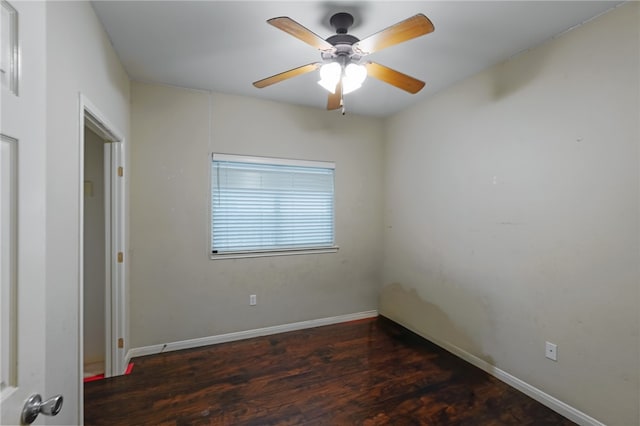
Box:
[92,1,623,117]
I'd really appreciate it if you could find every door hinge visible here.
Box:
[117,166,123,177]
[117,252,123,263]
[118,338,124,349]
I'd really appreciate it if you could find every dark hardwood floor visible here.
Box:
[84,316,574,425]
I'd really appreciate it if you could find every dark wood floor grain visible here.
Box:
[84,316,574,425]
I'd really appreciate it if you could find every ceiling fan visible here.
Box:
[253,12,435,112]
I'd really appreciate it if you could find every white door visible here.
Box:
[1,1,52,425]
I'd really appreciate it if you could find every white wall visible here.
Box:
[45,2,130,423]
[83,128,105,365]
[129,82,383,347]
[381,3,639,425]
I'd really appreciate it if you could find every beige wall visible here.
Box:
[130,83,384,347]
[381,3,639,425]
[83,128,106,365]
[46,2,130,423]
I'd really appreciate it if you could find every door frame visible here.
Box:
[78,93,126,409]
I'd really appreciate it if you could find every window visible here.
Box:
[211,154,337,258]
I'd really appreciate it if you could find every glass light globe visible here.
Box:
[317,62,342,93]
[342,63,367,94]
[345,63,367,84]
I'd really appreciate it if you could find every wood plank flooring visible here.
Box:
[84,316,574,425]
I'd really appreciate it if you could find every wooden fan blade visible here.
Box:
[253,63,321,88]
[365,62,425,94]
[354,14,434,55]
[268,17,335,52]
[327,80,343,110]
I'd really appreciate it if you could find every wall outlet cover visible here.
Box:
[545,341,557,361]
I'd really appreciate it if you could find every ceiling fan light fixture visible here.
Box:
[318,62,341,93]
[318,62,367,95]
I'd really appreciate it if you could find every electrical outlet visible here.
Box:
[545,341,557,361]
[249,294,257,306]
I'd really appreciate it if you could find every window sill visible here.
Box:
[210,246,339,260]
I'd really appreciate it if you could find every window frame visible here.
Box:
[209,153,339,260]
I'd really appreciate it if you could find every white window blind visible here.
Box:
[211,154,335,254]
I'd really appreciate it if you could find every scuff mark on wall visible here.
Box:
[379,282,495,367]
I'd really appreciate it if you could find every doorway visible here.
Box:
[80,97,126,385]
[82,126,108,379]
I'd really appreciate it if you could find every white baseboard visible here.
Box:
[383,315,605,426]
[126,310,378,361]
